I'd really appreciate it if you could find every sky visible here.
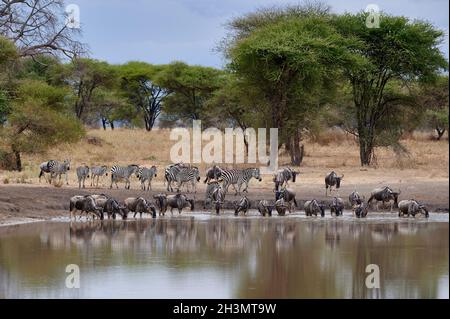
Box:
[67,0,449,68]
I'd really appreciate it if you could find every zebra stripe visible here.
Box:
[110,164,139,189]
[137,166,157,191]
[219,167,261,195]
[48,160,71,185]
[175,167,200,193]
[76,165,90,189]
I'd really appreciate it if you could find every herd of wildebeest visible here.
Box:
[36,160,430,221]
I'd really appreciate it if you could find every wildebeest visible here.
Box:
[90,165,108,187]
[275,198,290,216]
[204,181,221,209]
[38,160,53,183]
[330,197,344,216]
[234,196,250,216]
[153,193,168,216]
[136,166,157,191]
[325,171,344,196]
[368,186,401,211]
[204,165,222,184]
[398,199,429,218]
[211,186,226,215]
[273,168,299,191]
[103,198,128,220]
[69,195,102,220]
[76,165,90,189]
[304,199,325,217]
[275,188,298,211]
[353,202,369,218]
[90,194,109,209]
[124,197,156,218]
[258,200,274,217]
[165,194,195,215]
[348,191,363,207]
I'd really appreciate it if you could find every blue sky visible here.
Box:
[69,0,449,68]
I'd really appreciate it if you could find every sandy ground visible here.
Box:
[1,173,448,226]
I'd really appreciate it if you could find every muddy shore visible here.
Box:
[0,180,448,226]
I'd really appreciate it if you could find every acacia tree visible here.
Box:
[53,58,117,120]
[333,13,448,165]
[1,79,84,170]
[156,61,224,125]
[225,12,354,165]
[118,62,168,131]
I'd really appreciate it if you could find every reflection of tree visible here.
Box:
[0,219,447,298]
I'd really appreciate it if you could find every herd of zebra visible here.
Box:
[39,161,431,220]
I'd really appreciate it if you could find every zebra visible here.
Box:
[110,164,140,189]
[136,166,157,191]
[273,168,299,191]
[211,186,226,215]
[48,160,71,185]
[219,167,262,195]
[175,166,200,193]
[90,165,108,187]
[164,163,188,192]
[76,165,90,189]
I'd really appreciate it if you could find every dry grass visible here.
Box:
[0,128,448,188]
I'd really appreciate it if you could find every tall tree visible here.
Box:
[333,13,448,165]
[118,62,168,131]
[225,12,354,165]
[156,61,224,125]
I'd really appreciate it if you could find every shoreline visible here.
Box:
[1,182,448,227]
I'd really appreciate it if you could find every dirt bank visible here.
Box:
[0,179,448,225]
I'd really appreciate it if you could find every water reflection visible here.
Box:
[0,216,448,299]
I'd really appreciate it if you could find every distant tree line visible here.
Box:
[0,1,448,171]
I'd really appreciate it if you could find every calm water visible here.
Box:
[0,212,448,299]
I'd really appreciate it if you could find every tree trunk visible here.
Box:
[289,129,304,166]
[358,132,374,166]
[102,118,107,130]
[12,148,22,172]
[110,121,115,130]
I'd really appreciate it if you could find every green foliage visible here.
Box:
[156,61,225,124]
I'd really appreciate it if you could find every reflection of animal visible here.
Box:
[76,165,90,189]
[90,165,108,187]
[275,188,298,211]
[69,195,102,220]
[325,171,344,196]
[368,186,401,211]
[304,199,325,217]
[165,194,195,215]
[398,199,429,218]
[212,186,226,215]
[136,166,157,191]
[110,164,139,189]
[234,196,250,216]
[204,165,221,184]
[348,191,363,207]
[330,197,344,216]
[103,198,128,220]
[258,200,273,217]
[353,202,369,218]
[124,197,156,218]
[220,168,262,195]
[273,168,299,191]
[275,198,290,216]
